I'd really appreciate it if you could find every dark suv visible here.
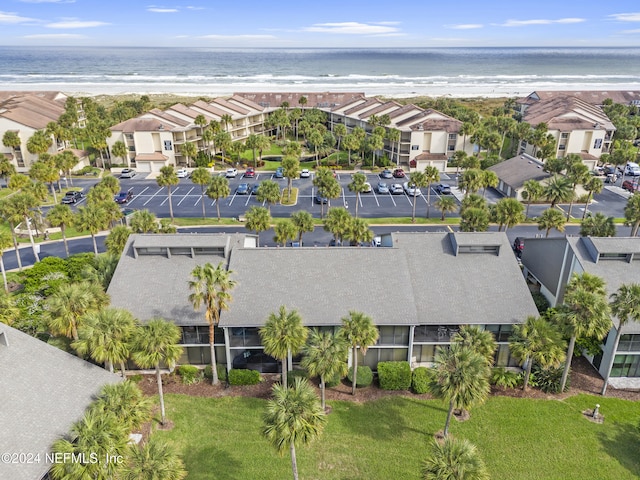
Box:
[61,190,83,204]
[114,188,134,204]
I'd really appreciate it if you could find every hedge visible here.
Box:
[411,367,432,394]
[347,366,373,388]
[377,361,411,390]
[228,368,261,386]
[204,364,228,382]
[176,365,201,385]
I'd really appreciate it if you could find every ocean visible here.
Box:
[1,46,640,98]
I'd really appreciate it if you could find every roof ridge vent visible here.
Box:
[0,331,8,347]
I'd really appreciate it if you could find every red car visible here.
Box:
[244,167,255,178]
[393,168,405,178]
[622,180,640,193]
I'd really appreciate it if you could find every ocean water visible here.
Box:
[1,46,640,98]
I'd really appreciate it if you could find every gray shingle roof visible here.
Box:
[0,324,121,480]
[488,154,551,191]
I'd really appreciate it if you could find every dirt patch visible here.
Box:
[134,357,640,403]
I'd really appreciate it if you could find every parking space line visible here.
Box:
[127,186,148,206]
[371,189,380,207]
[142,187,163,206]
[177,187,194,206]
[389,193,397,207]
[160,187,181,206]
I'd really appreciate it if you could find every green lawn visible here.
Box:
[155,393,640,480]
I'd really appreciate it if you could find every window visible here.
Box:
[125,134,133,140]
[618,334,640,352]
[484,324,512,342]
[594,138,603,149]
[412,344,437,363]
[229,327,261,347]
[611,354,640,377]
[164,140,172,151]
[413,325,460,342]
[411,145,419,151]
[377,326,409,346]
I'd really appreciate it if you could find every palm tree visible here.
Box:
[509,316,566,390]
[307,129,324,165]
[273,219,298,246]
[26,129,52,163]
[348,172,368,218]
[346,217,373,246]
[121,435,187,480]
[105,225,132,256]
[601,284,640,394]
[564,157,590,220]
[580,213,616,237]
[386,128,401,165]
[2,130,21,166]
[156,165,179,221]
[422,167,440,218]
[190,167,212,219]
[290,210,314,244]
[0,199,24,271]
[189,262,236,385]
[220,113,233,133]
[9,191,41,262]
[582,176,604,220]
[262,377,327,480]
[130,209,159,233]
[460,207,489,232]
[245,206,271,246]
[480,170,499,198]
[459,169,483,197]
[430,343,490,437]
[46,203,74,257]
[543,175,573,208]
[91,381,153,432]
[131,318,183,425]
[0,231,13,293]
[323,207,352,246]
[260,305,308,387]
[257,179,281,214]
[559,272,611,392]
[282,156,300,199]
[422,437,490,480]
[180,141,197,168]
[340,310,378,396]
[50,409,128,480]
[29,159,60,203]
[453,325,497,366]
[522,179,544,218]
[435,196,458,221]
[111,140,128,165]
[624,194,640,236]
[74,203,109,254]
[47,281,108,341]
[342,134,361,165]
[0,291,19,325]
[73,308,137,376]
[206,175,230,221]
[301,329,348,410]
[537,208,566,237]
[494,197,525,232]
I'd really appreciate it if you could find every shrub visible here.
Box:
[228,368,261,386]
[491,367,521,389]
[347,366,373,388]
[533,364,567,393]
[325,371,343,388]
[176,365,201,385]
[204,364,228,382]
[287,369,308,387]
[128,374,143,383]
[531,291,550,314]
[411,367,432,394]
[377,361,411,390]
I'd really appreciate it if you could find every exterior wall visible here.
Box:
[0,117,40,170]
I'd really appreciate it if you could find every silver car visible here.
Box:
[377,182,390,194]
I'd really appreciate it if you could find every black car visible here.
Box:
[61,190,83,204]
[232,350,280,373]
[314,193,328,204]
[114,188,133,204]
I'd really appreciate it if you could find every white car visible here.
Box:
[225,168,238,178]
[300,169,311,178]
[176,168,189,178]
[403,182,421,196]
[120,168,136,179]
[362,182,372,193]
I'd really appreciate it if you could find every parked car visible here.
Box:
[225,168,238,178]
[380,169,393,179]
[403,182,421,196]
[244,167,255,178]
[61,190,83,204]
[232,350,279,373]
[120,168,136,179]
[513,237,525,257]
[314,193,328,204]
[251,183,260,195]
[623,162,640,176]
[372,236,382,247]
[114,188,134,204]
[300,168,311,178]
[390,183,404,195]
[393,168,405,178]
[435,183,452,194]
[377,182,390,194]
[275,167,284,178]
[236,183,249,195]
[622,180,640,193]
[362,182,372,193]
[176,168,189,178]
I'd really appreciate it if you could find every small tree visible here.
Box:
[190,167,212,219]
[206,175,230,221]
[156,165,179,221]
[244,206,271,246]
[340,311,379,396]
[290,210,314,244]
[422,437,490,480]
[537,208,566,237]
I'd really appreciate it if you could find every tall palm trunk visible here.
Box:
[167,187,174,221]
[8,222,22,271]
[523,356,533,390]
[355,192,360,218]
[351,348,359,396]
[290,441,299,480]
[61,225,70,257]
[444,399,454,437]
[156,363,167,425]
[412,191,417,223]
[120,361,127,378]
[24,216,40,263]
[320,375,326,411]
[601,329,622,395]
[1,255,8,293]
[560,335,576,392]
[91,232,99,255]
[281,355,288,388]
[209,322,219,385]
[200,186,206,220]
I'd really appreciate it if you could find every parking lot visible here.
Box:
[64,169,633,221]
